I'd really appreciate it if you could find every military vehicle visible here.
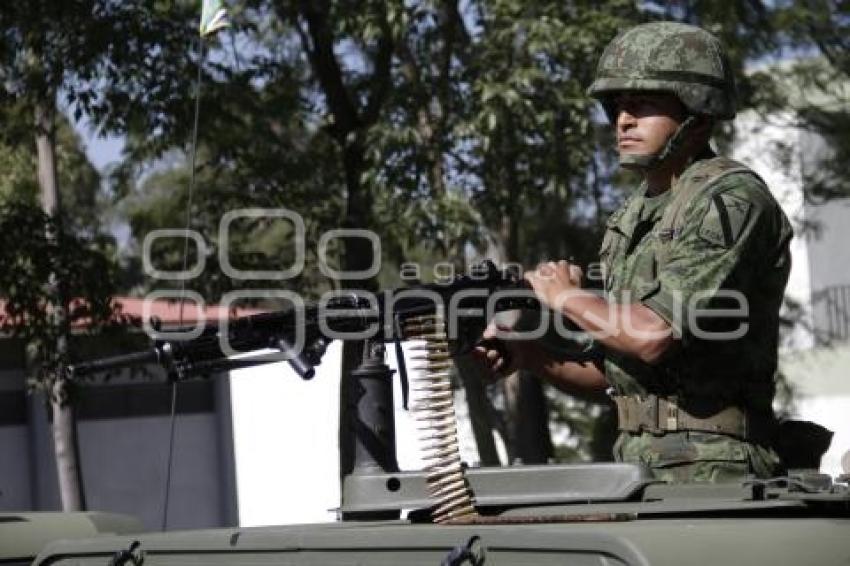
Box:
[13,263,850,565]
[24,465,850,565]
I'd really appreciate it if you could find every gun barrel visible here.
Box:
[68,349,160,379]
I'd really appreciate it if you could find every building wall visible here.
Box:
[0,347,238,531]
[0,353,33,511]
[780,344,850,478]
[227,340,483,527]
[803,203,850,342]
[230,341,426,527]
[804,199,850,291]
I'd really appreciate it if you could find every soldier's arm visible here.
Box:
[525,263,675,364]
[523,342,609,398]
[528,177,780,365]
[473,324,608,397]
[554,289,674,365]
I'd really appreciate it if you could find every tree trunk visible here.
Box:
[50,376,85,510]
[396,6,506,467]
[35,99,86,511]
[498,117,553,465]
[502,371,553,464]
[453,354,501,466]
[291,1,393,482]
[35,102,60,216]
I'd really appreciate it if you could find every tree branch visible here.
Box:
[445,0,472,56]
[362,5,394,127]
[296,0,360,137]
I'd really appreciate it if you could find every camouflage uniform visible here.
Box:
[587,23,793,482]
[599,153,792,482]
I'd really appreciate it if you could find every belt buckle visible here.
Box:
[665,401,679,432]
[645,396,679,434]
[643,395,661,435]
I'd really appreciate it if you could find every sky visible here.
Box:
[74,116,131,245]
[77,118,125,173]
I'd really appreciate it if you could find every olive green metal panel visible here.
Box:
[341,463,652,513]
[34,517,850,566]
[28,469,850,566]
[0,512,142,563]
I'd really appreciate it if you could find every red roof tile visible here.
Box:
[0,297,266,330]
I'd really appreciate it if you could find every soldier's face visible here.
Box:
[612,92,687,158]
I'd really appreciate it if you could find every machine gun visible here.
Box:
[67,260,541,523]
[67,260,537,388]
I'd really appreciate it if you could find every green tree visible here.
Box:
[453,0,637,463]
[0,0,198,511]
[0,107,105,237]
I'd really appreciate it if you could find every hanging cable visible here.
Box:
[161,35,207,533]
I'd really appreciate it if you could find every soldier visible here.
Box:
[474,22,793,482]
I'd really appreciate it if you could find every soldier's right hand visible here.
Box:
[472,319,527,380]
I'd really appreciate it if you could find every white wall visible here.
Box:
[229,345,342,526]
[229,341,453,527]
[734,110,850,346]
[780,344,850,478]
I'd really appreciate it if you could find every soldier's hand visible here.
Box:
[524,260,583,310]
[472,318,527,380]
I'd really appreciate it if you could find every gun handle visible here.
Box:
[276,337,315,380]
[474,337,513,374]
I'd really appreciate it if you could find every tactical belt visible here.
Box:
[612,394,748,438]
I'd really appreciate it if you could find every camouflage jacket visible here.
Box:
[599,153,793,482]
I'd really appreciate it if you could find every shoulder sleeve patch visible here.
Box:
[698,192,753,247]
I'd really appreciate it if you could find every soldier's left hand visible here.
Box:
[524,260,583,309]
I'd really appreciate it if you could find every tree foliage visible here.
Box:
[0,201,119,386]
[642,0,850,200]
[114,1,850,288]
[0,106,106,238]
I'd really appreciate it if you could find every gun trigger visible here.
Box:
[393,315,410,410]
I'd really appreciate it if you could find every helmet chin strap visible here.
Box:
[619,115,697,171]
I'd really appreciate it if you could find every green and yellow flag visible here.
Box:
[199,0,230,37]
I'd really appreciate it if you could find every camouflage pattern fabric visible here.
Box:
[613,430,778,483]
[599,153,793,482]
[587,22,736,120]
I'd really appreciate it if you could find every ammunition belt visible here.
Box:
[612,394,748,438]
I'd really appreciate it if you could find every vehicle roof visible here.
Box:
[33,515,850,566]
[26,464,850,565]
[0,511,141,562]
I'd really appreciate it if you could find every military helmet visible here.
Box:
[588,22,736,120]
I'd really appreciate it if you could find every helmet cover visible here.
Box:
[588,22,736,120]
